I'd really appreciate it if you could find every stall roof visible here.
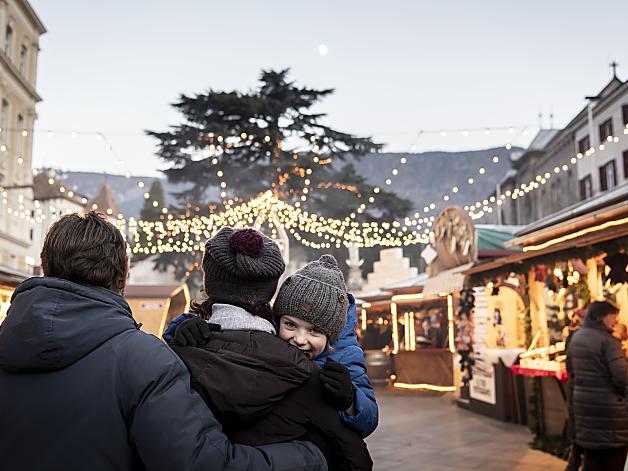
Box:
[509,182,628,244]
[422,262,474,297]
[382,273,429,291]
[125,284,184,299]
[476,225,523,251]
[0,265,29,289]
[465,204,628,276]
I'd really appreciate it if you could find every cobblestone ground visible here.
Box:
[365,386,566,471]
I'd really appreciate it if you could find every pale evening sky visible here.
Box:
[29,0,628,177]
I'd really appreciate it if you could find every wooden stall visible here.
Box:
[125,283,191,337]
[463,185,628,445]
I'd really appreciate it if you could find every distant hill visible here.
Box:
[49,146,517,220]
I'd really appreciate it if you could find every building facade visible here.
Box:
[31,171,88,274]
[0,0,44,275]
[572,77,628,200]
[498,128,579,226]
[498,73,628,226]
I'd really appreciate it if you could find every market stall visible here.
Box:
[463,183,628,451]
[356,291,394,381]
[124,283,191,337]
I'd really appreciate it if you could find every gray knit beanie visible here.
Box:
[274,254,348,342]
[202,227,285,306]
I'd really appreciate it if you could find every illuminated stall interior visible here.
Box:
[0,267,30,326]
[390,292,456,392]
[462,186,628,430]
[124,283,191,337]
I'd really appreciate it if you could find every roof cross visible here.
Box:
[610,60,619,78]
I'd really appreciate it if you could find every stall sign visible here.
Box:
[469,359,496,405]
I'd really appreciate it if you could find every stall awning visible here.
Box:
[422,262,474,297]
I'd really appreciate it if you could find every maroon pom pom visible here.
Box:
[228,229,265,258]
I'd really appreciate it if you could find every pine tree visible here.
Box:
[146,69,413,283]
[139,180,165,221]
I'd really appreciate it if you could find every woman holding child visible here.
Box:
[164,227,377,471]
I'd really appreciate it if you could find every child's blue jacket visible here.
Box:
[315,294,379,438]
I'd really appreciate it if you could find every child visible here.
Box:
[274,255,379,438]
[165,227,372,471]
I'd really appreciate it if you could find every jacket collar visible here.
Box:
[584,317,612,333]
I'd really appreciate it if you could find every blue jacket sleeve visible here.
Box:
[161,312,195,343]
[121,331,328,471]
[336,345,379,438]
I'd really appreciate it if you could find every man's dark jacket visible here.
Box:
[0,277,326,471]
[172,330,373,471]
[567,317,628,449]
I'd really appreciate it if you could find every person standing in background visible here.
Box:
[567,300,628,471]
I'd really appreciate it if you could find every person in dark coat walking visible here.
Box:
[566,300,628,471]
[0,213,326,471]
[168,227,372,471]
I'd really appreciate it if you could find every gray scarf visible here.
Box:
[209,303,276,335]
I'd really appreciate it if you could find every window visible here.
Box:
[599,160,617,191]
[623,150,628,180]
[19,44,27,74]
[579,175,592,200]
[578,135,590,154]
[623,104,628,127]
[4,25,12,56]
[0,99,8,136]
[599,118,614,143]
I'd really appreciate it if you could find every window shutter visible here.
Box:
[609,160,617,188]
[579,179,586,200]
[599,165,608,191]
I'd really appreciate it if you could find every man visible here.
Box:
[0,212,326,471]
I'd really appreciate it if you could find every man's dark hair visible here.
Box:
[586,300,619,321]
[41,211,128,291]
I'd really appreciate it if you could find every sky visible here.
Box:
[29,0,628,177]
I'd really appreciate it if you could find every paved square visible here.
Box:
[365,386,566,470]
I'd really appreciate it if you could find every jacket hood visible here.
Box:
[172,330,311,420]
[0,277,137,373]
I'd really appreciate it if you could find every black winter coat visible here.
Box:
[172,330,373,471]
[567,318,628,449]
[0,278,326,471]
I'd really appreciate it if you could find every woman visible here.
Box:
[166,227,372,471]
[567,300,628,471]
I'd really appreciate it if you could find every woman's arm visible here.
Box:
[604,335,628,396]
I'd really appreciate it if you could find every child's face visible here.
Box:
[278,315,328,359]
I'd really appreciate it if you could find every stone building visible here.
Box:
[498,71,627,226]
[572,73,628,200]
[30,171,88,274]
[0,0,44,321]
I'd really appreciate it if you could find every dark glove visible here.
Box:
[320,358,354,411]
[170,316,219,347]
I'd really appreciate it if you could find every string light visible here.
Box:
[467,132,626,220]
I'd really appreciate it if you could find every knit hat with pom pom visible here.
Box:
[202,227,285,306]
[274,254,348,342]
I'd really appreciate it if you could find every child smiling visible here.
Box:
[274,255,379,437]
